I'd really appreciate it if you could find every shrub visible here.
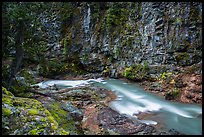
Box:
[39,60,68,77]
[123,62,149,81]
[105,5,129,33]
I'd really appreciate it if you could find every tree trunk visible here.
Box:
[8,21,25,90]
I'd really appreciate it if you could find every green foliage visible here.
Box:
[173,17,183,25]
[103,66,111,76]
[189,5,201,23]
[2,2,54,90]
[105,3,129,33]
[23,40,47,64]
[165,87,180,100]
[61,33,72,60]
[89,2,101,22]
[160,72,173,80]
[39,59,68,76]
[123,62,150,81]
[2,2,49,52]
[172,88,180,97]
[18,69,36,85]
[9,80,31,97]
[59,2,73,36]
[59,3,73,22]
[39,58,85,77]
[59,128,69,135]
[123,67,133,78]
[122,37,133,47]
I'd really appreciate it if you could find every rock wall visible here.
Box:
[46,2,202,77]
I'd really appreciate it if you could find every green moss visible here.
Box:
[47,116,56,124]
[44,101,82,134]
[52,113,61,123]
[60,120,78,134]
[46,102,67,123]
[62,33,72,60]
[45,110,51,116]
[13,99,30,109]
[28,109,39,115]
[2,87,13,96]
[127,37,133,46]
[2,107,12,116]
[1,90,69,135]
[29,129,38,135]
[52,125,58,130]
[13,98,43,110]
[2,97,13,106]
[41,117,46,122]
[59,128,69,135]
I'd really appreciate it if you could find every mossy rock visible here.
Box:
[40,99,84,135]
[2,87,69,135]
[2,87,14,96]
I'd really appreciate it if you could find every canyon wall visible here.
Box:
[46,2,202,78]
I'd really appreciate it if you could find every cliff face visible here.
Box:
[46,2,202,78]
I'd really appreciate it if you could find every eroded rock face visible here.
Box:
[53,2,202,75]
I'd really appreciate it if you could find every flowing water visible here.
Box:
[35,78,202,135]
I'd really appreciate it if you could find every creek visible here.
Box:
[35,78,202,135]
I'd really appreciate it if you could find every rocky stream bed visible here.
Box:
[2,77,185,135]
